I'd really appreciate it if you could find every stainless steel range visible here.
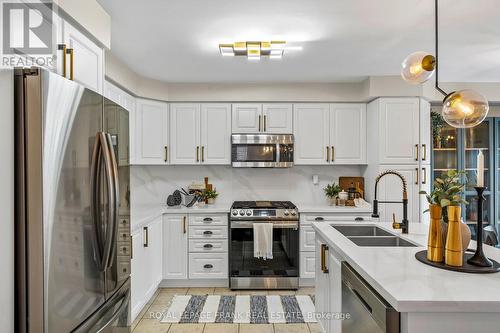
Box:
[229,201,299,290]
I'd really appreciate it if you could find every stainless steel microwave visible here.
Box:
[231,134,294,168]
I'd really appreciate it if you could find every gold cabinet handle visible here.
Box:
[415,168,419,185]
[264,115,267,132]
[130,235,133,259]
[422,167,427,184]
[331,146,335,162]
[202,146,205,163]
[58,44,67,78]
[183,216,187,234]
[164,146,168,162]
[143,226,149,247]
[258,115,262,132]
[326,146,330,162]
[415,144,419,161]
[422,144,427,161]
[320,244,329,273]
[66,48,74,81]
[196,146,199,162]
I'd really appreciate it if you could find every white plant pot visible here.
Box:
[207,198,215,205]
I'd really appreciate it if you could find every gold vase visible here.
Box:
[427,204,444,262]
[445,206,463,267]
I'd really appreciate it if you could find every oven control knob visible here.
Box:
[284,210,290,216]
[291,210,297,216]
[246,210,252,216]
[232,210,238,216]
[239,210,245,216]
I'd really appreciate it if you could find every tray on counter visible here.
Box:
[415,250,500,274]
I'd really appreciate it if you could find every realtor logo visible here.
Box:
[2,1,53,55]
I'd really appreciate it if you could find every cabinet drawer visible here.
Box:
[189,253,228,279]
[300,252,315,279]
[189,214,228,226]
[189,239,228,253]
[300,226,316,252]
[118,217,130,230]
[117,241,131,256]
[300,214,372,225]
[189,226,227,239]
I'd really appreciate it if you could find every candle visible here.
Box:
[477,150,484,187]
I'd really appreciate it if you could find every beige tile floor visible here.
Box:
[132,287,319,333]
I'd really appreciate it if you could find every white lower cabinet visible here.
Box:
[163,215,188,279]
[300,252,316,279]
[315,235,343,333]
[130,216,162,321]
[189,253,228,279]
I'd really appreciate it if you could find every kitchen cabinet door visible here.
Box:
[170,104,201,164]
[200,104,231,164]
[232,104,262,133]
[330,103,366,164]
[376,165,420,223]
[148,218,163,293]
[300,252,316,279]
[294,104,330,165]
[63,21,104,93]
[130,231,147,321]
[135,99,169,164]
[420,99,431,165]
[262,104,293,133]
[315,237,330,333]
[163,215,188,279]
[378,98,420,165]
[328,251,342,333]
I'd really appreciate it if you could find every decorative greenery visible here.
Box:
[419,170,468,221]
[431,111,445,144]
[203,188,219,200]
[324,183,342,198]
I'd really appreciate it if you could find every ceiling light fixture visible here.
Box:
[218,41,287,60]
[400,0,489,128]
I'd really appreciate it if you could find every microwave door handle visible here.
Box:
[276,143,280,164]
[90,134,105,271]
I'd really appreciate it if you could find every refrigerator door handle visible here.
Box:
[91,133,106,270]
[103,132,120,270]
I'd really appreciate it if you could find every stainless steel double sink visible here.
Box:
[332,225,418,247]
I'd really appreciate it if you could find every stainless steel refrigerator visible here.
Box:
[14,67,131,333]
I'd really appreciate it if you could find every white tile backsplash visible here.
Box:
[131,165,362,209]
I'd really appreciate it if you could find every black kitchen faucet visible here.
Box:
[371,170,409,234]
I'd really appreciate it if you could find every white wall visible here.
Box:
[131,164,362,214]
[0,69,14,333]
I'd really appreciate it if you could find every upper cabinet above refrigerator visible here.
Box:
[232,103,293,134]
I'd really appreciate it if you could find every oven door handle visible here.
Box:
[230,221,299,229]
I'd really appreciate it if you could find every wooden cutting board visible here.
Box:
[339,177,365,199]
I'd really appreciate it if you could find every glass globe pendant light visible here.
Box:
[400,0,489,128]
[442,90,489,128]
[401,51,436,84]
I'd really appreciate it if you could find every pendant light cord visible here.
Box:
[435,0,447,96]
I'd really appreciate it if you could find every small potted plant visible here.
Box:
[420,170,470,262]
[324,182,342,206]
[203,188,219,204]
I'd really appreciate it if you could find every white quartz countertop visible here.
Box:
[298,204,372,214]
[312,221,500,313]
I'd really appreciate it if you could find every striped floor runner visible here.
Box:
[161,295,317,324]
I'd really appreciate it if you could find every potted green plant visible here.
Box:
[419,170,470,252]
[431,111,445,148]
[203,188,219,204]
[324,182,342,206]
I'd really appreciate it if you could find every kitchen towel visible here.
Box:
[253,223,273,260]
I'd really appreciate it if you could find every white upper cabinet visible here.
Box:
[170,104,201,164]
[200,104,232,164]
[232,103,293,134]
[62,21,104,94]
[135,99,169,165]
[294,104,330,165]
[419,99,431,165]
[378,98,420,164]
[262,104,293,133]
[232,104,262,133]
[330,103,366,164]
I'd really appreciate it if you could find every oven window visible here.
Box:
[230,228,299,277]
[232,144,276,162]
